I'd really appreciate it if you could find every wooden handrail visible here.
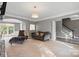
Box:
[63,24,74,32]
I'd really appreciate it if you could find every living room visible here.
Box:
[1,1,79,57]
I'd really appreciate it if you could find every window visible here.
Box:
[30,24,35,30]
[0,23,15,35]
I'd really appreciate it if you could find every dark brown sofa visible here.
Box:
[31,31,51,41]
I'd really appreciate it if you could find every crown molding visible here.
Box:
[5,13,32,21]
[5,10,79,22]
[35,10,79,22]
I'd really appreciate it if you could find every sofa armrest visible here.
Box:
[31,33,36,37]
[44,33,51,40]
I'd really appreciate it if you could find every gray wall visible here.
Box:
[15,23,20,31]
[36,20,52,33]
[23,20,30,31]
[56,21,66,38]
[56,21,62,37]
[36,20,57,40]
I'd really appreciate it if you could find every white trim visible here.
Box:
[56,36,66,39]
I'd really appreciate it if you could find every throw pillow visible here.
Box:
[36,32,39,36]
[40,33,44,36]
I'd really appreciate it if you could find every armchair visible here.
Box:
[9,30,28,45]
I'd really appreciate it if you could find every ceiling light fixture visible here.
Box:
[32,6,39,18]
[32,13,39,18]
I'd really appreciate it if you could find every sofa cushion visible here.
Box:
[36,32,39,36]
[40,33,44,37]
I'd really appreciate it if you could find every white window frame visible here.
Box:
[30,24,36,31]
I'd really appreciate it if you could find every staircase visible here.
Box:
[62,18,79,38]
[62,25,73,39]
[62,18,74,39]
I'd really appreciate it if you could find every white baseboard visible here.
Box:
[56,36,66,39]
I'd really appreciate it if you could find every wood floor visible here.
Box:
[5,39,79,57]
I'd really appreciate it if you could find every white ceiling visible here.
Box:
[5,2,79,22]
